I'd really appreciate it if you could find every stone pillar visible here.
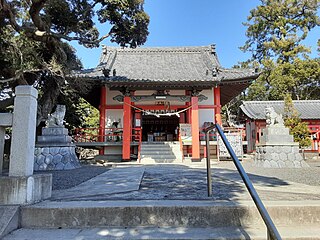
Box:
[122,96,131,160]
[9,86,38,177]
[0,86,52,205]
[191,96,200,160]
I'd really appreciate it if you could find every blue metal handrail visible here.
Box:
[205,123,282,240]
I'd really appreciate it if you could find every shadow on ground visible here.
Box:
[70,164,290,201]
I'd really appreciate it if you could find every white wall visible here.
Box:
[134,90,186,106]
[106,109,123,128]
[199,89,214,105]
[106,89,122,105]
[199,109,214,128]
[103,146,122,154]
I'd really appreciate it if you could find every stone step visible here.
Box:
[140,159,179,164]
[141,141,180,145]
[18,200,320,229]
[0,206,19,239]
[140,151,176,156]
[140,142,183,163]
[4,225,320,240]
[141,143,179,147]
[141,155,176,160]
[140,147,176,151]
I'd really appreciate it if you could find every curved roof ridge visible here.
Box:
[219,67,256,73]
[243,100,320,103]
[102,44,216,53]
[241,100,320,120]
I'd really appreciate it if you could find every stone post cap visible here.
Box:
[15,86,38,99]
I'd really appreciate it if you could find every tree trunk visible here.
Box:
[37,77,64,126]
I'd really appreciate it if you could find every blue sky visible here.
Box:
[72,0,319,69]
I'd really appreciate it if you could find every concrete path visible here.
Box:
[51,166,145,200]
[4,160,320,239]
[49,162,320,202]
[4,225,320,240]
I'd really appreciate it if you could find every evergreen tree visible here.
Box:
[242,0,320,101]
[0,0,149,125]
[283,94,311,147]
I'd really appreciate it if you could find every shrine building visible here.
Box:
[69,44,259,161]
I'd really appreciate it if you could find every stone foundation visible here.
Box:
[35,126,80,171]
[34,146,80,171]
[255,144,309,168]
[0,174,52,204]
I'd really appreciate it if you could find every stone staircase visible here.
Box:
[140,141,183,164]
[3,200,320,239]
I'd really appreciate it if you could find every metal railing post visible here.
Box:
[205,130,212,197]
[205,123,282,240]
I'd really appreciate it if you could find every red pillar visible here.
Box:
[191,96,200,160]
[122,96,132,160]
[99,86,107,155]
[214,86,222,125]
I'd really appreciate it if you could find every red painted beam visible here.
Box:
[198,105,216,109]
[135,105,188,110]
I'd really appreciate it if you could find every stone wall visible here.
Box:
[34,146,80,171]
[255,144,308,168]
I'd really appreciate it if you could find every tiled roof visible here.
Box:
[240,100,320,120]
[71,45,259,84]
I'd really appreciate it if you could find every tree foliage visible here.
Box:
[283,94,311,147]
[242,0,319,62]
[242,0,320,101]
[0,0,149,125]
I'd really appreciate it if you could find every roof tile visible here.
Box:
[240,100,320,120]
[71,45,258,83]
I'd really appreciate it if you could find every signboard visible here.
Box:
[218,131,243,159]
[180,123,192,145]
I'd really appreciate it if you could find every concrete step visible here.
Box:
[140,147,175,151]
[141,155,176,159]
[141,144,179,148]
[140,142,183,163]
[4,225,320,240]
[140,151,176,155]
[18,200,320,229]
[141,141,180,145]
[140,159,180,164]
[0,206,19,239]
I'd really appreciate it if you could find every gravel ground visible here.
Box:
[67,162,320,201]
[34,158,320,200]
[35,165,110,190]
[217,159,320,187]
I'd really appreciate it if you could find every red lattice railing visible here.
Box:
[74,127,142,143]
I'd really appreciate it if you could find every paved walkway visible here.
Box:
[49,159,320,202]
[4,159,320,239]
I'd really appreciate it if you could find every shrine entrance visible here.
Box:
[141,115,179,142]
